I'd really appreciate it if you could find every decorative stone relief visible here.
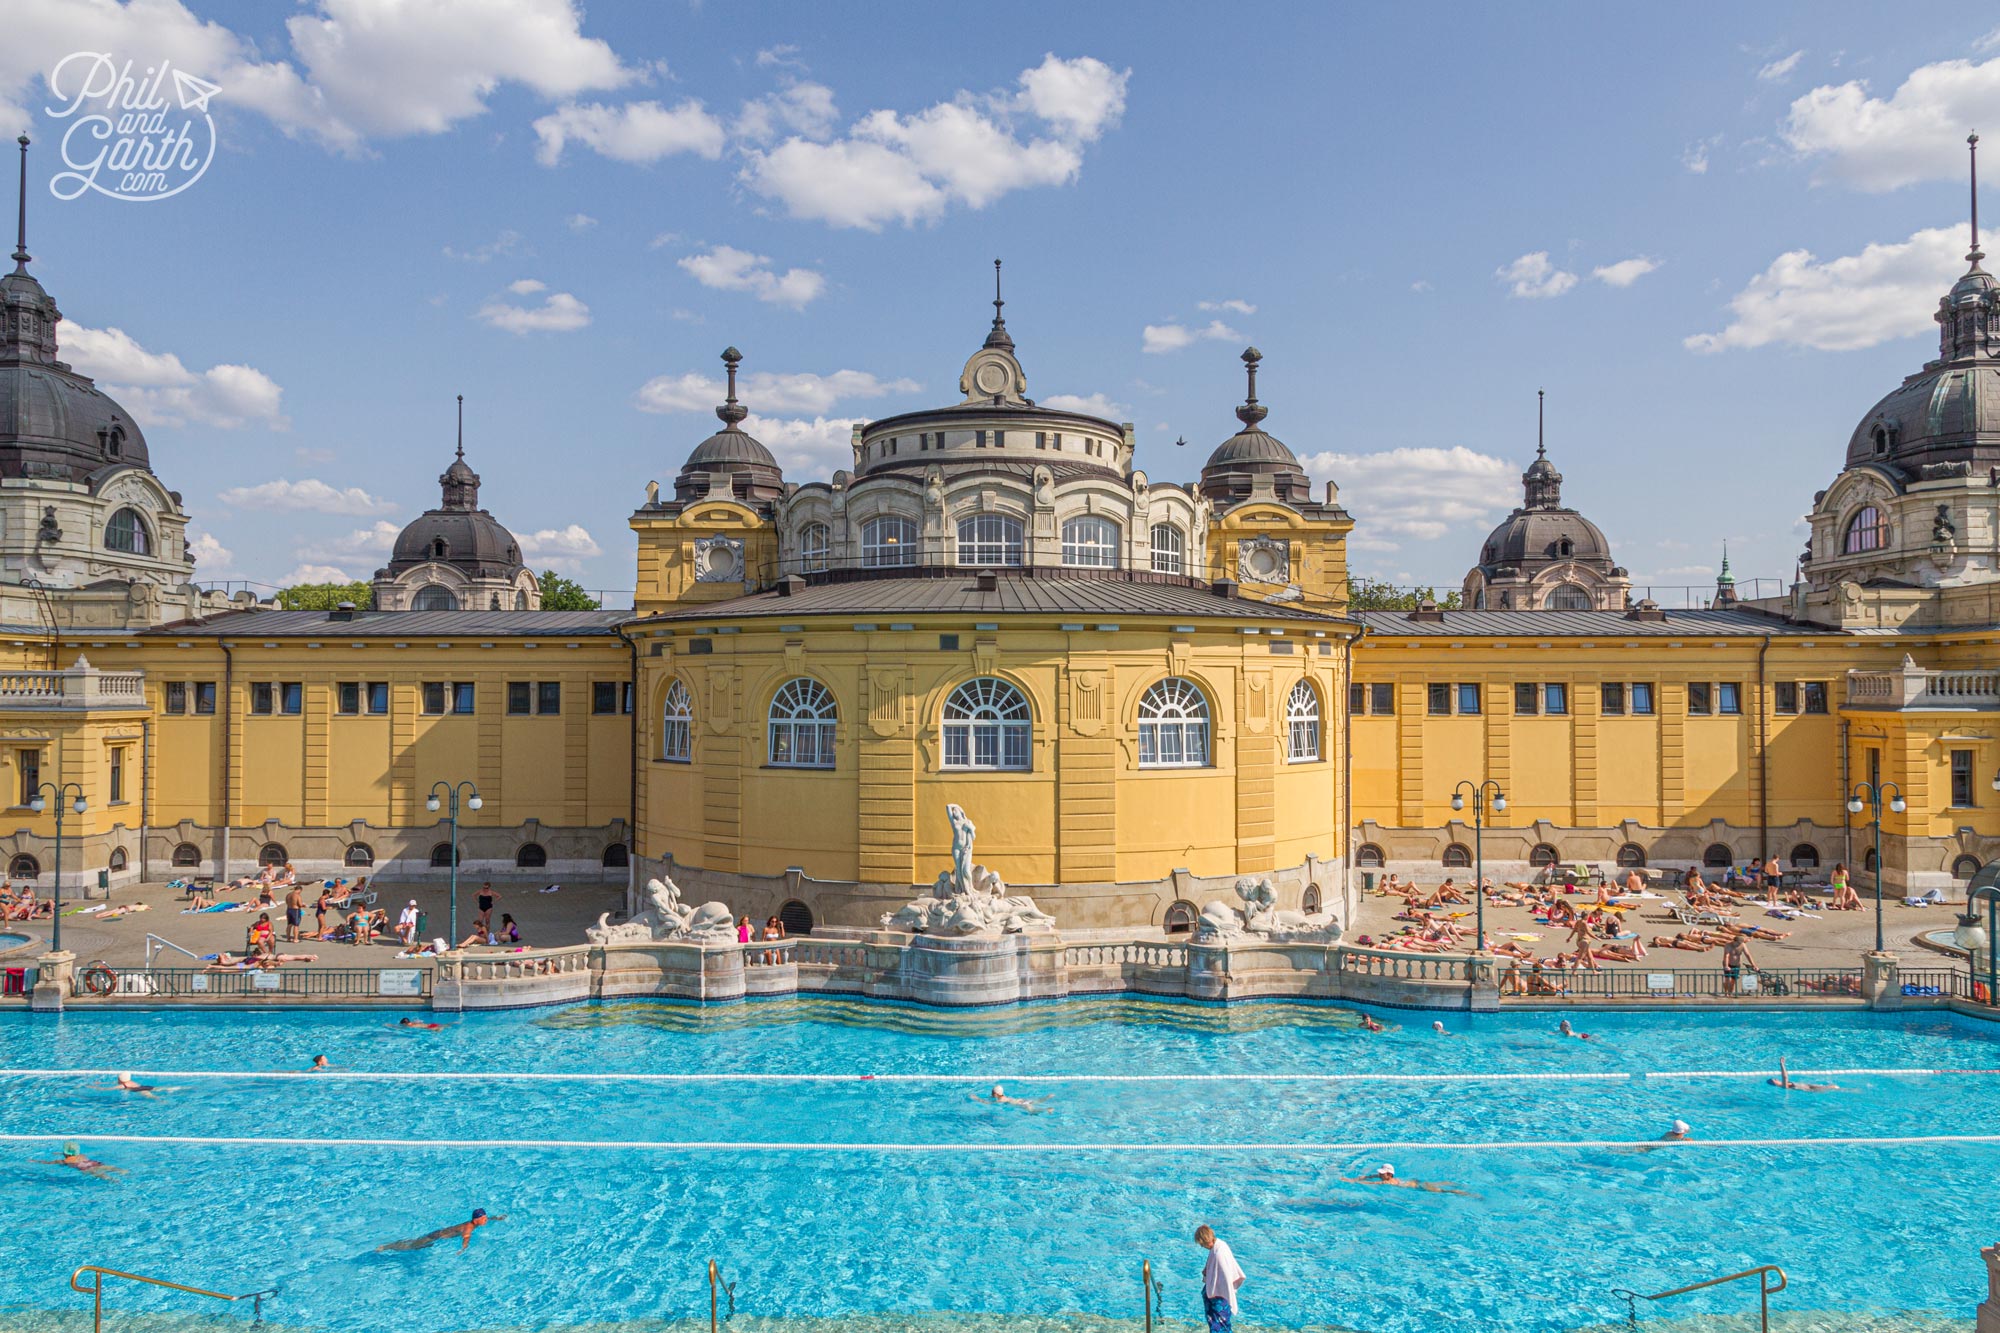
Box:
[1238,535,1290,585]
[693,535,744,583]
[880,803,1058,935]
[1071,669,1105,735]
[705,672,732,734]
[1194,875,1340,944]
[586,876,736,945]
[866,667,906,738]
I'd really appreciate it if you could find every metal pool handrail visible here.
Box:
[1141,1257,1163,1331]
[1612,1264,1786,1332]
[70,1265,277,1332]
[708,1257,735,1330]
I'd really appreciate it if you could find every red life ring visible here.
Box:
[81,965,117,996]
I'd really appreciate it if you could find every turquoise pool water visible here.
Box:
[0,932,29,952]
[0,998,1990,1332]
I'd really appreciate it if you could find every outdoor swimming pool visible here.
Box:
[0,998,1989,1332]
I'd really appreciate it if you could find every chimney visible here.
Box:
[329,601,357,622]
[975,570,999,593]
[1626,598,1667,622]
[1211,579,1239,599]
[776,575,805,598]
[1406,599,1444,623]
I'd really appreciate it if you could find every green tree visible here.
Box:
[1345,577,1463,612]
[275,580,374,611]
[537,569,600,611]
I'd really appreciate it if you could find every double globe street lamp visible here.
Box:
[28,782,87,954]
[1450,779,1505,951]
[426,780,482,944]
[1846,780,1905,954]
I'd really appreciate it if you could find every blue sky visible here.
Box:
[7,1,2000,603]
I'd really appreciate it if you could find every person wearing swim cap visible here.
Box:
[1339,1162,1470,1196]
[1557,1019,1593,1041]
[377,1207,500,1252]
[34,1141,125,1180]
[1661,1119,1691,1141]
[970,1084,1054,1114]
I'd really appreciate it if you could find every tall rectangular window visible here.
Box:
[1456,683,1481,715]
[507,682,532,715]
[1952,749,1975,807]
[1687,682,1712,715]
[423,682,447,715]
[1428,682,1451,716]
[1631,682,1655,715]
[1348,682,1365,714]
[1774,682,1798,714]
[250,682,274,714]
[620,682,634,714]
[1718,682,1742,715]
[1544,683,1568,716]
[367,682,390,715]
[538,681,561,715]
[974,429,987,447]
[18,748,39,806]
[280,682,303,715]
[1802,681,1829,714]
[453,683,476,715]
[593,681,618,715]
[1514,682,1539,716]
[109,746,125,803]
[1370,683,1395,715]
[194,682,217,715]
[338,683,361,715]
[165,681,188,715]
[1867,746,1881,791]
[1601,682,1625,716]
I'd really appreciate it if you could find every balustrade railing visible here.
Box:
[448,947,591,983]
[1847,663,2000,709]
[73,965,430,999]
[1060,941,1189,970]
[1336,945,1472,982]
[0,668,146,708]
[742,939,796,968]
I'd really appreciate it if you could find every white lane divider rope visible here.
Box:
[4,1132,2000,1152]
[0,1066,1993,1083]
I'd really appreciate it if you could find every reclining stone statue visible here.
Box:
[1193,875,1341,944]
[588,876,737,945]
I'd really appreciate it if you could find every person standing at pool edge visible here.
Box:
[1194,1225,1244,1332]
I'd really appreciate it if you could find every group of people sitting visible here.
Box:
[0,882,49,920]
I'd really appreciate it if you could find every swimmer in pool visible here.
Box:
[1769,1056,1838,1092]
[309,1054,333,1072]
[377,1208,500,1252]
[34,1141,125,1180]
[86,1073,180,1098]
[970,1084,1054,1114]
[1359,1014,1385,1032]
[1556,1019,1593,1041]
[1431,1021,1454,1037]
[1660,1119,1691,1141]
[396,1017,443,1031]
[1339,1163,1470,1196]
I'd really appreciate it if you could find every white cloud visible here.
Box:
[742,414,864,475]
[1682,134,1723,174]
[1757,50,1804,82]
[476,286,591,333]
[1197,299,1256,315]
[633,368,918,416]
[187,530,232,571]
[677,245,826,310]
[443,230,527,262]
[740,53,1128,230]
[565,212,596,231]
[297,520,401,566]
[735,81,838,144]
[517,523,602,571]
[219,478,396,516]
[1784,55,2000,190]
[1141,320,1240,354]
[279,563,356,585]
[1496,252,1578,299]
[1685,221,1962,353]
[1592,256,1661,288]
[61,323,287,430]
[755,45,807,71]
[1978,27,2000,55]
[1041,392,1130,420]
[532,98,725,165]
[1298,446,1516,543]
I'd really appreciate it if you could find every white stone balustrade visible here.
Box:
[0,661,146,710]
[1847,656,2000,709]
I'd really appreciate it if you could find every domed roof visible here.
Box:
[673,347,783,503]
[1199,348,1311,506]
[1477,506,1616,571]
[382,404,526,579]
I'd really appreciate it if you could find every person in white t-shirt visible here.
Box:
[396,900,420,946]
[1194,1224,1244,1332]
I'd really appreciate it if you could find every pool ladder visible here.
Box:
[1612,1264,1786,1332]
[708,1257,735,1330]
[1141,1258,1164,1331]
[71,1265,277,1333]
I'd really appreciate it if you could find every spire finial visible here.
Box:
[1235,346,1268,428]
[12,135,29,273]
[1970,132,1984,267]
[716,346,748,426]
[982,259,1015,351]
[455,394,464,460]
[1537,387,1546,460]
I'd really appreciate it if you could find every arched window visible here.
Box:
[8,853,38,879]
[105,425,124,457]
[1355,843,1386,868]
[1702,843,1732,868]
[1616,843,1647,868]
[345,843,374,867]
[602,843,629,868]
[1546,583,1591,610]
[661,679,693,763]
[108,846,128,871]
[171,842,203,868]
[769,678,837,768]
[430,842,459,868]
[1864,846,1880,873]
[956,513,1024,566]
[1443,843,1472,868]
[1555,537,1575,558]
[799,521,831,573]
[941,677,1031,770]
[1871,425,1889,454]
[412,585,459,611]
[1149,523,1185,574]
[104,507,151,555]
[860,516,917,567]
[429,537,448,560]
[1302,883,1322,914]
[1788,843,1820,869]
[257,843,288,867]
[1844,506,1889,554]
[1954,854,1983,881]
[778,899,815,934]
[1162,900,1200,935]
[514,589,528,610]
[1137,678,1210,768]
[1061,516,1120,568]
[516,842,546,868]
[1285,679,1320,762]
[1529,844,1561,867]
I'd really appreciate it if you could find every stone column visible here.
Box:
[31,951,72,1012]
[1862,951,1900,1009]
[1978,1245,2000,1333]
[1468,952,1500,1013]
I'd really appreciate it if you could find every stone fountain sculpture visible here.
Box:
[587,875,737,945]
[1194,875,1341,944]
[881,803,1059,935]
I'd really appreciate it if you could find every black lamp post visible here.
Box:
[426,780,481,944]
[1450,779,1505,951]
[28,781,86,954]
[1846,780,1905,954]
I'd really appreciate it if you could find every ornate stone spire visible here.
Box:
[1970,131,1984,268]
[983,258,1014,351]
[1236,347,1268,428]
[11,134,29,273]
[1938,131,2000,363]
[716,346,749,426]
[0,135,60,366]
[1522,389,1563,509]
[439,394,481,511]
